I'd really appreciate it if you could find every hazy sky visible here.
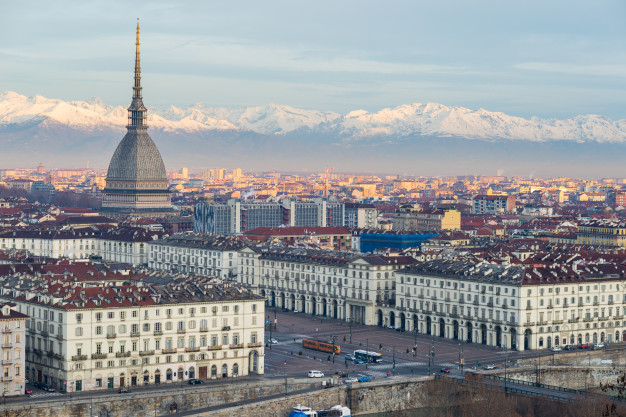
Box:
[1,0,625,119]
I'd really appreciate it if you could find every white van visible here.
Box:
[308,370,324,378]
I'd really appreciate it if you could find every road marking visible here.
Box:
[30,392,62,398]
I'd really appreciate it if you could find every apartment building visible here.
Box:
[0,303,28,396]
[148,233,245,278]
[0,274,264,392]
[472,195,516,214]
[576,219,626,247]
[344,203,377,229]
[392,259,626,351]
[238,246,417,325]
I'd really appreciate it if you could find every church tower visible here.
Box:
[101,22,174,218]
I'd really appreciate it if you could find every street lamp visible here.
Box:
[348,318,353,344]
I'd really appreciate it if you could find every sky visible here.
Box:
[1,0,625,120]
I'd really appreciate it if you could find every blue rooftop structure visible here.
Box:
[360,232,439,253]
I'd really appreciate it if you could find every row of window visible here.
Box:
[77,304,258,322]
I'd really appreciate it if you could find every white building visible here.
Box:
[0,303,28,396]
[148,233,245,279]
[238,246,417,325]
[0,274,264,392]
[344,203,377,229]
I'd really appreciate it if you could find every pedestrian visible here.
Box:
[284,361,287,367]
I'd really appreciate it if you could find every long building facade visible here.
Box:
[0,273,264,392]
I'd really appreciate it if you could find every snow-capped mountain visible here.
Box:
[1,91,625,143]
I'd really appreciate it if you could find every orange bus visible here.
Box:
[302,338,341,354]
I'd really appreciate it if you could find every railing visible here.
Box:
[106,334,117,339]
[153,330,163,336]
[523,322,535,327]
[130,331,140,337]
[116,352,131,358]
[91,353,108,359]
[583,317,594,322]
[33,348,43,356]
[1,329,11,334]
[552,320,563,325]
[72,355,87,361]
[41,330,49,337]
[222,326,231,331]
[139,350,155,356]
[229,344,244,349]
[56,334,63,340]
[162,348,177,354]
[199,328,209,333]
[247,342,263,348]
[1,344,11,349]
[185,347,200,353]
[207,345,221,351]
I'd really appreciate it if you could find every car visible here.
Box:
[357,376,371,383]
[440,368,451,374]
[334,371,349,378]
[24,387,32,395]
[33,381,43,390]
[593,343,605,350]
[483,365,496,370]
[269,338,278,344]
[551,346,563,352]
[42,385,55,392]
[118,387,130,393]
[564,345,576,351]
[578,344,591,349]
[188,379,203,385]
[395,327,405,332]
[308,370,324,378]
[345,353,356,361]
[345,377,358,383]
[293,310,299,314]
[353,358,365,364]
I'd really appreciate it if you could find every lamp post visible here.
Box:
[332,335,337,364]
[348,319,353,344]
[366,338,369,369]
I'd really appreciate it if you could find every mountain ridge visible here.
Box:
[1,91,625,143]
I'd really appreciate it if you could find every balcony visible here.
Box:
[598,317,609,321]
[222,326,231,331]
[537,321,548,326]
[229,344,244,349]
[153,330,163,336]
[199,328,209,333]
[1,376,12,382]
[130,332,140,337]
[162,348,177,354]
[177,329,186,334]
[247,342,263,348]
[185,347,200,353]
[91,353,108,360]
[583,317,594,322]
[207,345,221,351]
[41,330,49,337]
[115,352,131,358]
[72,355,87,361]
[523,322,535,327]
[139,350,155,356]
[568,319,579,323]
[56,334,64,341]
[33,348,43,356]
[552,320,564,325]
[1,344,11,349]
[1,329,11,334]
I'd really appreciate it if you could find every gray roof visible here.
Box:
[106,130,167,182]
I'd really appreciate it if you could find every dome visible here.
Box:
[106,130,167,182]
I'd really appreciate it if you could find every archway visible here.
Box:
[439,318,445,338]
[221,364,228,378]
[249,350,259,374]
[188,367,195,379]
[143,370,149,384]
[453,321,459,340]
[332,300,338,319]
[322,298,328,317]
[177,367,184,381]
[467,322,473,343]
[547,336,552,348]
[400,313,406,331]
[413,315,419,334]
[481,324,487,345]
[426,317,432,336]
[280,293,286,308]
[593,333,598,344]
[233,363,239,377]
[211,365,217,378]
[290,294,296,311]
[578,334,583,344]
[300,295,306,314]
[524,329,532,350]
[270,291,276,307]
[389,311,396,328]
[601,332,605,342]
[166,369,173,381]
[495,326,502,347]
[155,370,161,384]
[377,310,383,327]
[311,297,317,316]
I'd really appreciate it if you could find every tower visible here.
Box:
[101,22,174,218]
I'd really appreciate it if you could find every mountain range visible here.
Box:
[1,91,625,177]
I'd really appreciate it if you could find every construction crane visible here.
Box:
[324,166,335,198]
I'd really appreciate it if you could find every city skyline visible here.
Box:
[1,1,625,120]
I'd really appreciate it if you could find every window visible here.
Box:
[95,312,102,322]
[76,314,83,323]
[107,312,114,319]
[75,327,83,337]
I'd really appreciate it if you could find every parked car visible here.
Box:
[118,387,130,394]
[551,346,563,352]
[564,345,576,351]
[440,368,451,374]
[578,344,591,349]
[269,338,278,344]
[188,379,203,385]
[483,365,496,370]
[592,343,605,350]
[308,370,324,378]
[358,376,371,383]
[345,377,358,383]
[24,387,32,395]
[42,385,55,392]
[353,358,365,364]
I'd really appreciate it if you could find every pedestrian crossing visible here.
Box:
[29,392,62,399]
[369,362,427,370]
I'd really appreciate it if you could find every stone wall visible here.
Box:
[1,376,433,417]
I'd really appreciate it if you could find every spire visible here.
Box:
[128,19,148,131]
